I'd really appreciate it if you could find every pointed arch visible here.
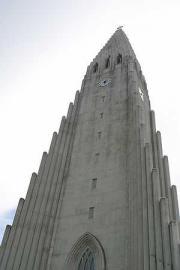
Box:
[63,232,106,270]
[105,56,110,69]
[117,53,122,64]
[93,63,98,73]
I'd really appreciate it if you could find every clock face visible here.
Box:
[98,78,111,87]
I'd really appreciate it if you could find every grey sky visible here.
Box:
[0,0,180,241]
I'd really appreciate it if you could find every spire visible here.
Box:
[98,28,136,58]
[86,28,138,78]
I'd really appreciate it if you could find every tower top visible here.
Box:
[99,27,136,57]
[86,28,141,82]
[117,25,124,30]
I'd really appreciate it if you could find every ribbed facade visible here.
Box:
[0,29,179,270]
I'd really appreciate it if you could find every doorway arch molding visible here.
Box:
[63,232,106,270]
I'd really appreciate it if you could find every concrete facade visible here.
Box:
[0,29,180,270]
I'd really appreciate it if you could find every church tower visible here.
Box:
[0,28,180,270]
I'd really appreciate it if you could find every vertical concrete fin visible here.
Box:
[163,156,171,192]
[24,118,68,270]
[67,103,74,119]
[45,92,82,270]
[37,151,48,176]
[8,155,45,269]
[0,197,24,270]
[6,172,37,270]
[163,156,173,221]
[0,225,11,265]
[38,92,81,270]
[16,136,57,270]
[151,169,163,270]
[159,197,172,269]
[73,90,80,107]
[25,117,68,270]
[61,93,80,180]
[129,97,139,270]
[171,185,180,222]
[9,173,37,269]
[150,111,158,169]
[126,68,139,270]
[145,143,156,270]
[169,221,180,270]
[156,131,165,197]
[48,132,58,155]
[139,123,149,270]
[0,225,11,248]
[37,116,72,269]
[58,116,66,133]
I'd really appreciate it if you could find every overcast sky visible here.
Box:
[0,0,180,241]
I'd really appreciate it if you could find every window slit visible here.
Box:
[88,207,94,219]
[105,56,110,69]
[100,112,103,119]
[91,178,97,190]
[93,63,98,73]
[117,54,122,64]
[98,131,102,139]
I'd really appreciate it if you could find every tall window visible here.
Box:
[117,54,122,64]
[93,63,98,73]
[105,56,110,68]
[78,248,95,270]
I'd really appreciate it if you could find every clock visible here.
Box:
[98,78,111,87]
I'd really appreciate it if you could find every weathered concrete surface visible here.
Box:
[0,29,179,270]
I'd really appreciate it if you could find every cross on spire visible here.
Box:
[138,87,144,101]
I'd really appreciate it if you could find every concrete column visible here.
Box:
[126,93,136,270]
[163,156,173,221]
[42,92,81,270]
[163,156,171,194]
[8,152,47,270]
[133,104,144,270]
[150,111,158,169]
[28,118,69,269]
[29,105,74,270]
[159,197,171,270]
[0,225,11,265]
[0,197,24,270]
[129,91,139,270]
[126,69,139,270]
[156,131,165,197]
[169,221,180,270]
[139,123,150,270]
[10,173,37,270]
[18,132,58,270]
[145,143,156,270]
[171,186,180,223]
[6,172,38,270]
[151,169,163,270]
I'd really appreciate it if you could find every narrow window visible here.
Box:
[117,54,122,64]
[102,96,105,102]
[95,152,100,163]
[97,131,102,139]
[105,56,110,69]
[88,207,94,219]
[100,112,104,119]
[91,178,97,190]
[93,63,98,73]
